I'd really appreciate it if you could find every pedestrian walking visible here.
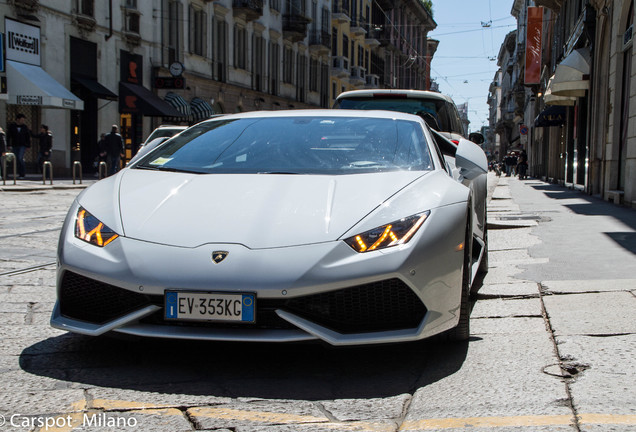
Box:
[94,133,107,177]
[33,125,53,173]
[504,153,513,176]
[0,127,6,179]
[7,114,31,178]
[104,125,125,176]
[97,133,107,160]
[517,150,528,180]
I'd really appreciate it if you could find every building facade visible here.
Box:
[1,0,436,177]
[490,30,522,159]
[487,69,503,159]
[494,0,635,208]
[329,0,436,104]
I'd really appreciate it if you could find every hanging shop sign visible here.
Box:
[525,7,543,85]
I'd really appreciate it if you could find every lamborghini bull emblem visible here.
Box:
[212,251,229,264]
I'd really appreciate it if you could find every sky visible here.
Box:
[428,0,517,132]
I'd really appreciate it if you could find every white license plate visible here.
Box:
[164,291,255,323]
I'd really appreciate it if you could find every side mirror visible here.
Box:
[468,132,485,144]
[456,139,488,180]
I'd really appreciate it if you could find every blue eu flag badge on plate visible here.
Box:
[166,292,178,319]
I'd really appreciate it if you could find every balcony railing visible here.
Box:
[350,65,366,86]
[365,74,379,88]
[350,15,366,36]
[232,0,264,21]
[332,0,350,24]
[364,22,381,46]
[283,14,311,42]
[309,30,331,52]
[332,56,350,78]
[332,0,350,14]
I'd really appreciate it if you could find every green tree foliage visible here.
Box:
[420,0,433,17]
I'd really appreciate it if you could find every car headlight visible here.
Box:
[74,207,119,247]
[344,211,430,253]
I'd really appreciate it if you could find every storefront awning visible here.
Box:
[535,105,566,127]
[6,60,84,110]
[164,92,192,119]
[544,75,576,106]
[119,82,184,117]
[190,97,215,122]
[72,76,118,100]
[551,48,590,97]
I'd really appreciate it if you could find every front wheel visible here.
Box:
[445,219,472,342]
[477,202,489,277]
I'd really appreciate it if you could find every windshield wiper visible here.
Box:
[136,165,203,174]
[256,171,299,175]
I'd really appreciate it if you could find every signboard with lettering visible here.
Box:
[17,95,42,105]
[525,7,543,85]
[120,50,143,86]
[5,18,41,66]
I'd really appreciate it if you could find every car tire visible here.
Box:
[477,203,489,276]
[445,215,472,342]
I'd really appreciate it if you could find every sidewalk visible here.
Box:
[0,175,97,192]
[482,172,636,429]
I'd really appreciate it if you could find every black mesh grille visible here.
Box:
[283,278,426,333]
[60,272,425,334]
[59,271,155,324]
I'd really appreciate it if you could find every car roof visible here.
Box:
[203,109,424,122]
[153,125,188,130]
[335,89,455,103]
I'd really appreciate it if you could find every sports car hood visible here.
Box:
[115,170,425,249]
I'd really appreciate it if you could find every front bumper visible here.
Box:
[52,272,433,345]
[52,202,466,346]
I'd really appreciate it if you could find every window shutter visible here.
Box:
[203,11,208,58]
[189,6,195,54]
[177,1,184,61]
[233,26,237,68]
[162,0,170,65]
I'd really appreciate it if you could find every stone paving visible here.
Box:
[0,173,634,431]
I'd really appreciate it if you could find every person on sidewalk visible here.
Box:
[32,125,53,173]
[517,150,528,180]
[104,125,125,176]
[0,127,6,179]
[7,114,31,178]
[504,153,514,177]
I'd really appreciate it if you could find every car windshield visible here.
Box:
[134,116,433,175]
[334,97,452,133]
[144,127,185,145]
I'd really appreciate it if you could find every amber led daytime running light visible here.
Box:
[345,212,429,253]
[76,209,118,247]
